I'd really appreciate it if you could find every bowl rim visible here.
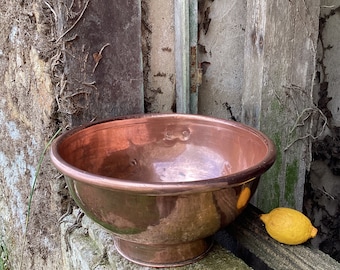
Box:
[50,113,276,195]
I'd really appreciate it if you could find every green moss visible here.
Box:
[256,89,303,212]
[182,245,251,269]
[284,160,298,207]
[154,245,251,270]
[0,239,9,270]
[270,98,284,114]
[257,132,282,212]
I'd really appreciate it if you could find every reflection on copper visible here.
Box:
[50,113,276,267]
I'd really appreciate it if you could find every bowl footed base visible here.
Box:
[114,237,213,267]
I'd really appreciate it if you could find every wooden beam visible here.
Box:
[57,0,144,126]
[242,0,320,211]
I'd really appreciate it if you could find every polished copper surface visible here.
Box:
[50,114,276,267]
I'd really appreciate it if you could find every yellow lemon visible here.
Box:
[260,207,318,245]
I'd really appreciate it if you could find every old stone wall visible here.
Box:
[0,0,144,268]
[0,1,63,269]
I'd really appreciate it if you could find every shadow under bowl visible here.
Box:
[50,113,276,267]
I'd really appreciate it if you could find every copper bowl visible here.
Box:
[50,114,276,267]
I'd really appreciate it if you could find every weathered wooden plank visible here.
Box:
[216,205,340,270]
[189,0,199,114]
[242,0,320,211]
[142,0,176,113]
[175,0,190,113]
[57,0,144,126]
[197,0,246,121]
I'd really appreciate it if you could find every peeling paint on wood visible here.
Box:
[198,0,246,121]
[142,0,176,113]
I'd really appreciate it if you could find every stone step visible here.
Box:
[60,208,251,269]
[60,205,340,269]
[218,204,340,270]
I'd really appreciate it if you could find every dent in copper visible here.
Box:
[50,114,276,267]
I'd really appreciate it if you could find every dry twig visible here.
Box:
[44,1,57,22]
[92,43,111,73]
[55,0,90,43]
[82,81,97,90]
[284,107,328,151]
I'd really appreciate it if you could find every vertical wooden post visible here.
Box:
[242,0,320,211]
[174,0,190,113]
[242,0,266,130]
[57,0,144,126]
[189,0,199,114]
